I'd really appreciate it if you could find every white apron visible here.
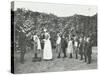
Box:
[67,40,73,54]
[43,34,53,60]
[33,35,41,50]
[37,38,41,50]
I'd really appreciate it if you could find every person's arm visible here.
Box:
[48,34,51,39]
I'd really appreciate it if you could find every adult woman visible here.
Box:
[43,32,53,60]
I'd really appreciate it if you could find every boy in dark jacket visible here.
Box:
[58,35,67,58]
[86,37,92,64]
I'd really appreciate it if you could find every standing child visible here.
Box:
[74,36,79,59]
[86,36,92,64]
[32,32,41,62]
[61,35,67,58]
[56,33,61,58]
[79,37,84,60]
[67,37,73,58]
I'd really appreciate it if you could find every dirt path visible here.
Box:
[14,47,97,74]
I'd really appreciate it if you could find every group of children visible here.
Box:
[56,33,93,64]
[18,28,93,64]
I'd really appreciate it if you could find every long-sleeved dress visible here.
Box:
[33,35,41,53]
[43,33,53,60]
[67,40,73,54]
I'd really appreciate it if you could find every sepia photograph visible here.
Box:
[11,1,97,74]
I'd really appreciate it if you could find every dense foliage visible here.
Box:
[11,8,97,49]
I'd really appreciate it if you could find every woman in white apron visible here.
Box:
[43,32,53,60]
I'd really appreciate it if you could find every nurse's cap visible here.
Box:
[44,28,47,32]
